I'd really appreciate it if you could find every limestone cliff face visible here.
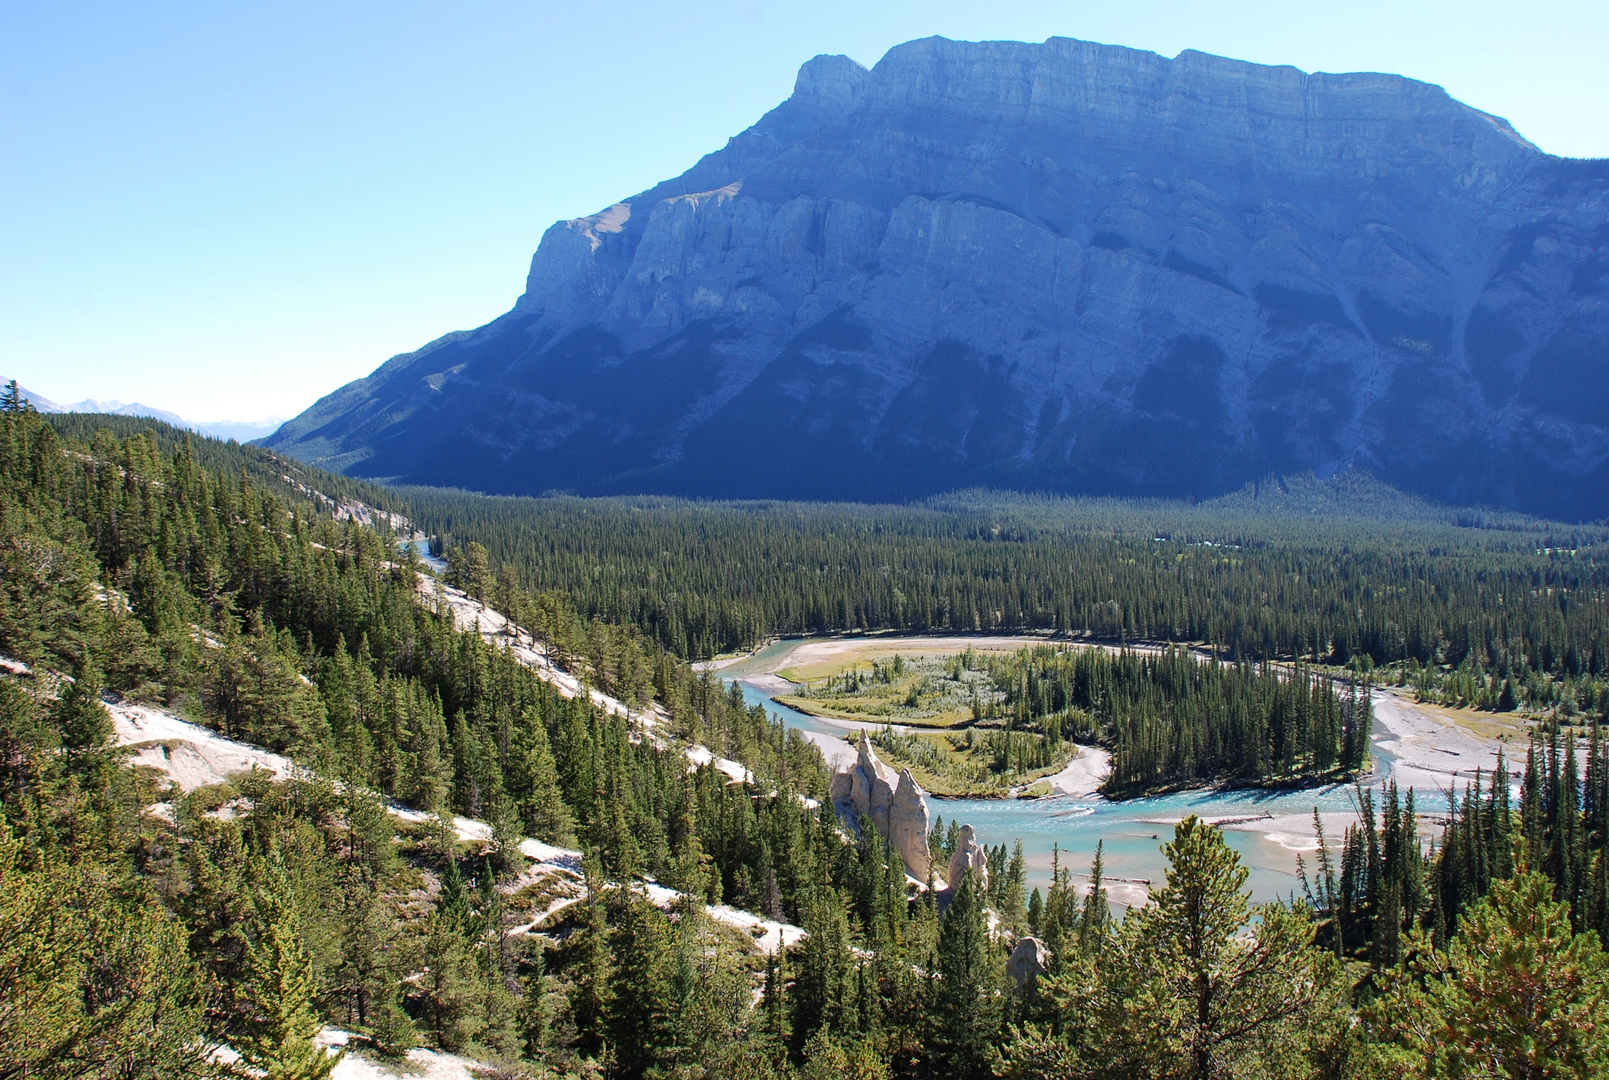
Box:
[268,36,1609,520]
[829,733,931,879]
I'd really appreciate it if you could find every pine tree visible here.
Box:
[1498,677,1519,712]
[1077,841,1111,956]
[1039,846,1070,958]
[518,946,549,1061]
[1001,839,1028,930]
[1490,748,1515,882]
[366,983,417,1060]
[1522,730,1547,860]
[419,860,486,1053]
[1586,724,1607,845]
[1366,868,1609,1077]
[791,887,854,1049]
[1026,887,1044,936]
[568,856,613,1061]
[53,654,112,767]
[607,889,674,1078]
[1104,816,1346,1079]
[760,951,790,1049]
[519,705,576,845]
[0,380,27,413]
[409,690,454,813]
[926,868,998,1080]
[1553,735,1589,930]
[236,875,343,1080]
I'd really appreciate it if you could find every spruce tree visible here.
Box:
[519,705,576,844]
[568,854,613,1061]
[790,887,854,1049]
[1077,841,1111,956]
[1498,677,1519,712]
[927,868,998,1080]
[366,984,417,1061]
[1586,724,1607,845]
[53,654,112,768]
[1553,736,1588,929]
[1002,839,1028,930]
[419,860,486,1053]
[0,379,27,413]
[760,951,790,1049]
[518,947,549,1061]
[607,889,673,1078]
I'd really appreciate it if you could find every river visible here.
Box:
[714,636,1508,907]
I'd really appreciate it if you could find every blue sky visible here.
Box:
[4,0,1605,422]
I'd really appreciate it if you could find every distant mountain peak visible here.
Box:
[6,382,61,413]
[266,35,1609,520]
[4,378,284,443]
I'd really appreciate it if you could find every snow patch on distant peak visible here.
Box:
[0,378,284,441]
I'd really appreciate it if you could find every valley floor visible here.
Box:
[712,633,1517,878]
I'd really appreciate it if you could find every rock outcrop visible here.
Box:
[269,36,1609,521]
[1006,936,1052,986]
[828,732,931,879]
[945,822,989,894]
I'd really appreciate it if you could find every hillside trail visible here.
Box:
[71,572,810,1078]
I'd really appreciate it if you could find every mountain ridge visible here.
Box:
[268,35,1609,519]
[7,378,285,442]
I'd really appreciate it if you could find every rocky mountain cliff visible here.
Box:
[267,36,1609,519]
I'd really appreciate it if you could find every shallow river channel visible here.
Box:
[716,637,1495,907]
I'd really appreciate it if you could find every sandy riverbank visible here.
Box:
[1370,689,1517,795]
[1039,743,1112,799]
[729,636,1515,822]
[725,632,1524,869]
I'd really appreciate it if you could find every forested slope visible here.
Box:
[400,481,1609,722]
[0,400,843,1075]
[47,408,1609,721]
[4,401,1608,1079]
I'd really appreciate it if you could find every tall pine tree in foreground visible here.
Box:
[926,868,999,1079]
[236,870,342,1080]
[1363,865,1609,1078]
[1098,817,1347,1079]
[790,886,855,1051]
[606,889,675,1079]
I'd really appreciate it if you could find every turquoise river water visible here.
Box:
[719,638,1449,907]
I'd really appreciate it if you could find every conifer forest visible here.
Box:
[3,400,1608,1078]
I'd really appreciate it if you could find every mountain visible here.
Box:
[266,36,1609,520]
[9,383,61,413]
[61,397,193,429]
[203,417,286,442]
[6,381,283,441]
